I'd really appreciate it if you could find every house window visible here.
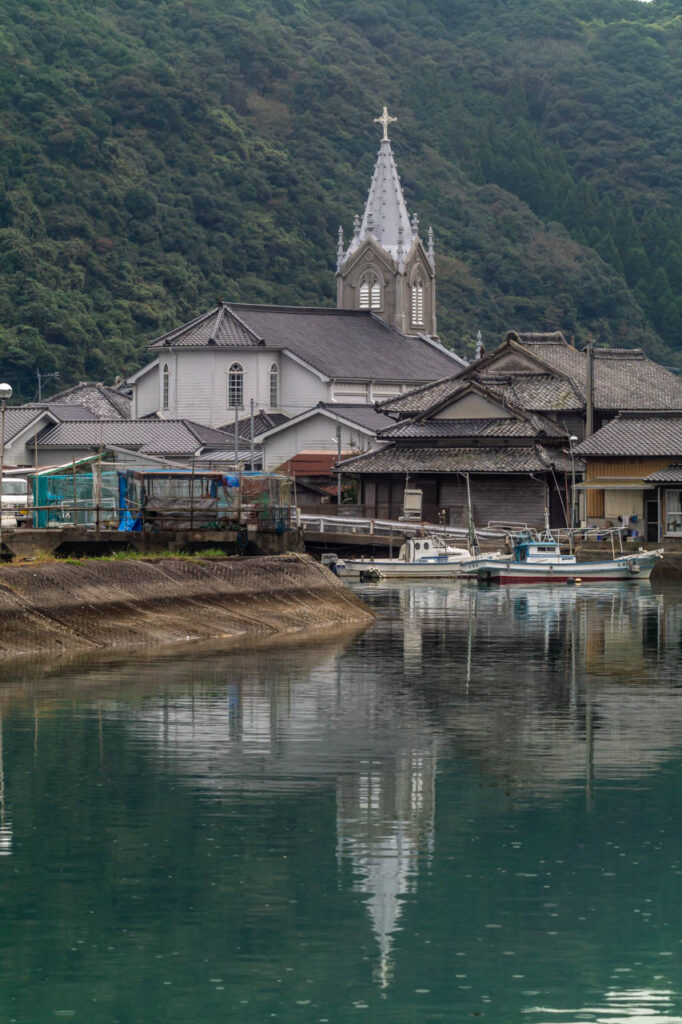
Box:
[227,362,244,408]
[162,363,170,410]
[269,362,279,408]
[411,277,424,326]
[359,272,381,310]
[666,489,682,535]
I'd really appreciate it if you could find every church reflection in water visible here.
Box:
[3,579,682,989]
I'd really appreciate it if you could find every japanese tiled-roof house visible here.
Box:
[340,331,682,530]
[576,412,682,542]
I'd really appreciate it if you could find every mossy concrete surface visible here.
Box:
[0,554,372,660]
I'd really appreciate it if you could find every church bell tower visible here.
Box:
[336,108,437,338]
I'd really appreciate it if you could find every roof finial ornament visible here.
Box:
[353,214,361,238]
[374,105,397,142]
[427,225,435,268]
[476,330,484,360]
[411,211,419,234]
[397,223,405,270]
[337,225,345,270]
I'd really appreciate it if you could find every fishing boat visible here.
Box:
[335,535,481,579]
[459,531,663,584]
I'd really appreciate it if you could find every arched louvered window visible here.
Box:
[269,362,279,408]
[227,362,244,408]
[359,272,381,310]
[411,277,424,327]
[162,363,170,410]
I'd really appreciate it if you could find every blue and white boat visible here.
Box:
[459,531,662,584]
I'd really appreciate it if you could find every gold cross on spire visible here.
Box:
[374,106,397,142]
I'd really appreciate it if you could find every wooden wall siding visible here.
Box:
[468,475,547,529]
[585,458,672,479]
[361,473,547,527]
[587,488,604,518]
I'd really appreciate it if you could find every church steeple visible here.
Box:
[336,109,438,339]
[345,108,415,264]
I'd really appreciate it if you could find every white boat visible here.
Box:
[336,535,480,579]
[459,532,663,584]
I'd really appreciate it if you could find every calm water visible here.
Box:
[2,580,682,1023]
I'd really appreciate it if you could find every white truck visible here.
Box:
[1,477,31,526]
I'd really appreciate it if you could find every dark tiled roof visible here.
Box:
[3,406,51,441]
[47,382,132,419]
[44,404,96,421]
[150,305,263,349]
[379,413,565,440]
[339,444,574,475]
[576,412,682,457]
[218,410,290,439]
[644,464,682,483]
[380,336,682,417]
[319,404,396,432]
[36,419,232,456]
[150,302,461,382]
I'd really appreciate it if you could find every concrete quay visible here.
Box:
[0,524,304,561]
[0,553,372,661]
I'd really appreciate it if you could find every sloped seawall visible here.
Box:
[0,554,373,660]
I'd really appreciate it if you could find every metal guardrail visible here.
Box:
[300,514,633,546]
[299,513,506,540]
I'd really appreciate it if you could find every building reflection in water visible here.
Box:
[3,580,682,994]
[336,745,436,988]
[526,986,682,1022]
[0,710,11,856]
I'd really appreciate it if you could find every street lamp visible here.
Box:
[0,383,13,557]
[568,435,578,530]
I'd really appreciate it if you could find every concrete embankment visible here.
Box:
[0,554,373,660]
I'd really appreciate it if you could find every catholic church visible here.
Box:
[129,109,464,457]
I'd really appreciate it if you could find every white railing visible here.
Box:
[300,514,633,548]
[299,514,507,540]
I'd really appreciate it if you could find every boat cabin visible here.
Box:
[512,536,576,564]
[398,536,469,563]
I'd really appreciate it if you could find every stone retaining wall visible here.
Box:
[0,554,373,660]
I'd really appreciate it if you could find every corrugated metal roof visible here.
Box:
[576,412,682,457]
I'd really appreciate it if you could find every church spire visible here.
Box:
[344,107,415,263]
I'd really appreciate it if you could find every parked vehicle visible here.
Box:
[1,477,30,526]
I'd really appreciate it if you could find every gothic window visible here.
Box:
[227,362,244,408]
[358,271,381,310]
[269,362,279,408]
[162,363,170,410]
[411,276,424,326]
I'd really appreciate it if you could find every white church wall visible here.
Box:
[278,356,328,418]
[132,363,161,418]
[262,413,374,470]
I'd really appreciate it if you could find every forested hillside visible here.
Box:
[1,0,681,398]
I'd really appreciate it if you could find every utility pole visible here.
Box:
[0,383,13,555]
[336,423,342,508]
[249,398,255,471]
